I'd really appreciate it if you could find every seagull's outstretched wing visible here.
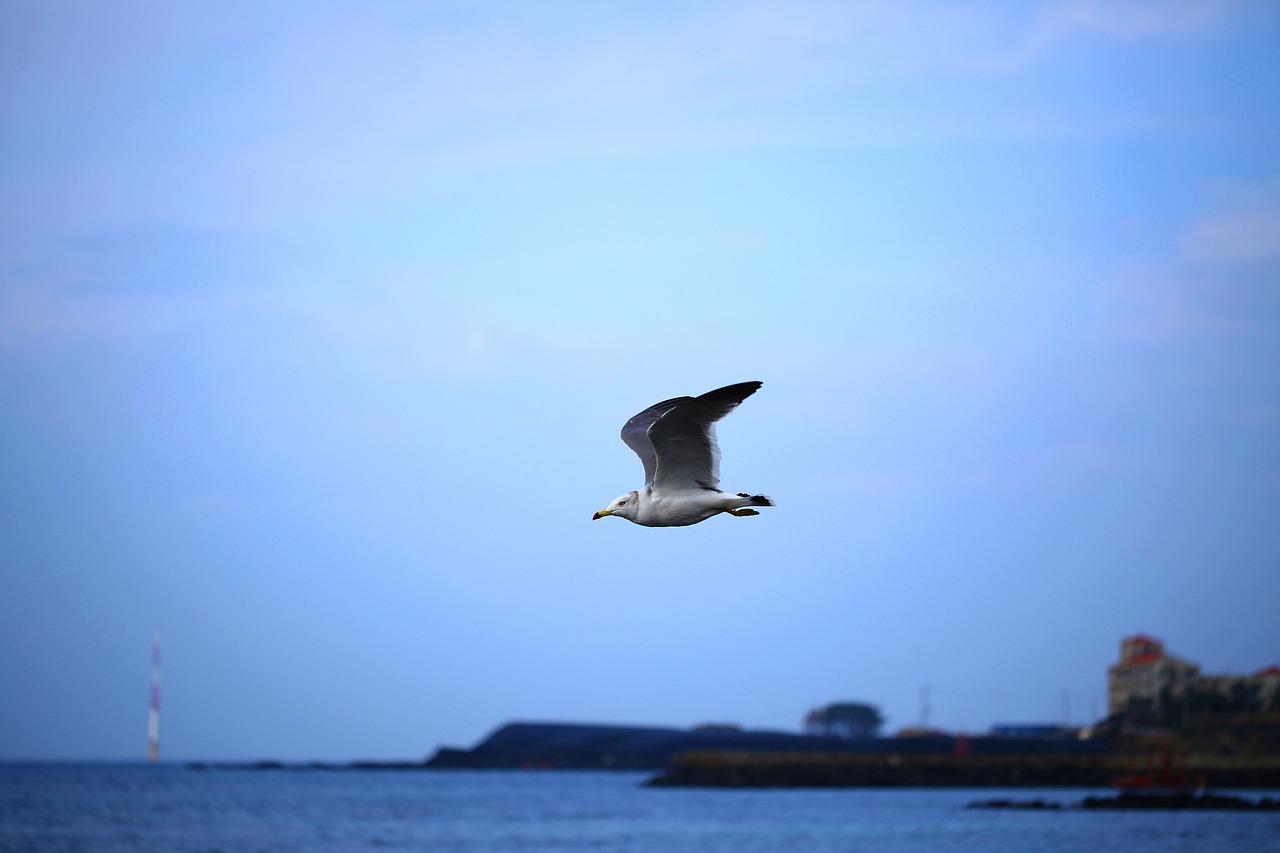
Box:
[621,395,692,486]
[647,381,762,493]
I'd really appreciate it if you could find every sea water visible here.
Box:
[1,763,1277,852]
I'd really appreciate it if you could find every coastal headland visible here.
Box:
[421,720,1280,789]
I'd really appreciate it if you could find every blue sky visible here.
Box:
[2,1,1278,761]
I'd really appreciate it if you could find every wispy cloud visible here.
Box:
[1185,212,1280,263]
[1,0,1258,239]
[1093,265,1229,341]
[1028,0,1230,44]
[710,0,1239,78]
[1183,177,1280,263]
[1095,176,1280,341]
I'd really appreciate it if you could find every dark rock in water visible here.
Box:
[970,792,1280,812]
[348,760,427,770]
[967,798,1063,810]
[1081,792,1280,811]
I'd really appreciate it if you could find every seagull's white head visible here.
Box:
[593,490,640,521]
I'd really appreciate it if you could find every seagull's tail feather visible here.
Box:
[738,493,774,507]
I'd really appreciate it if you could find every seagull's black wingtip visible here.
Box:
[700,381,763,402]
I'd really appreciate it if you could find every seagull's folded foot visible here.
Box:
[728,508,760,517]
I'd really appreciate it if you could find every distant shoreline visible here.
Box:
[173,720,1280,790]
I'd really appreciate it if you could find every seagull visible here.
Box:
[593,381,774,527]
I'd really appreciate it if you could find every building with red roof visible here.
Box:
[1107,634,1280,718]
[1107,634,1200,716]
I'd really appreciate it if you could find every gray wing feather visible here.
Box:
[647,381,762,492]
[621,396,692,486]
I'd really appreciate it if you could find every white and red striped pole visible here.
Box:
[148,633,160,763]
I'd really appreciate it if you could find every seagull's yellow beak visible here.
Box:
[592,510,612,520]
